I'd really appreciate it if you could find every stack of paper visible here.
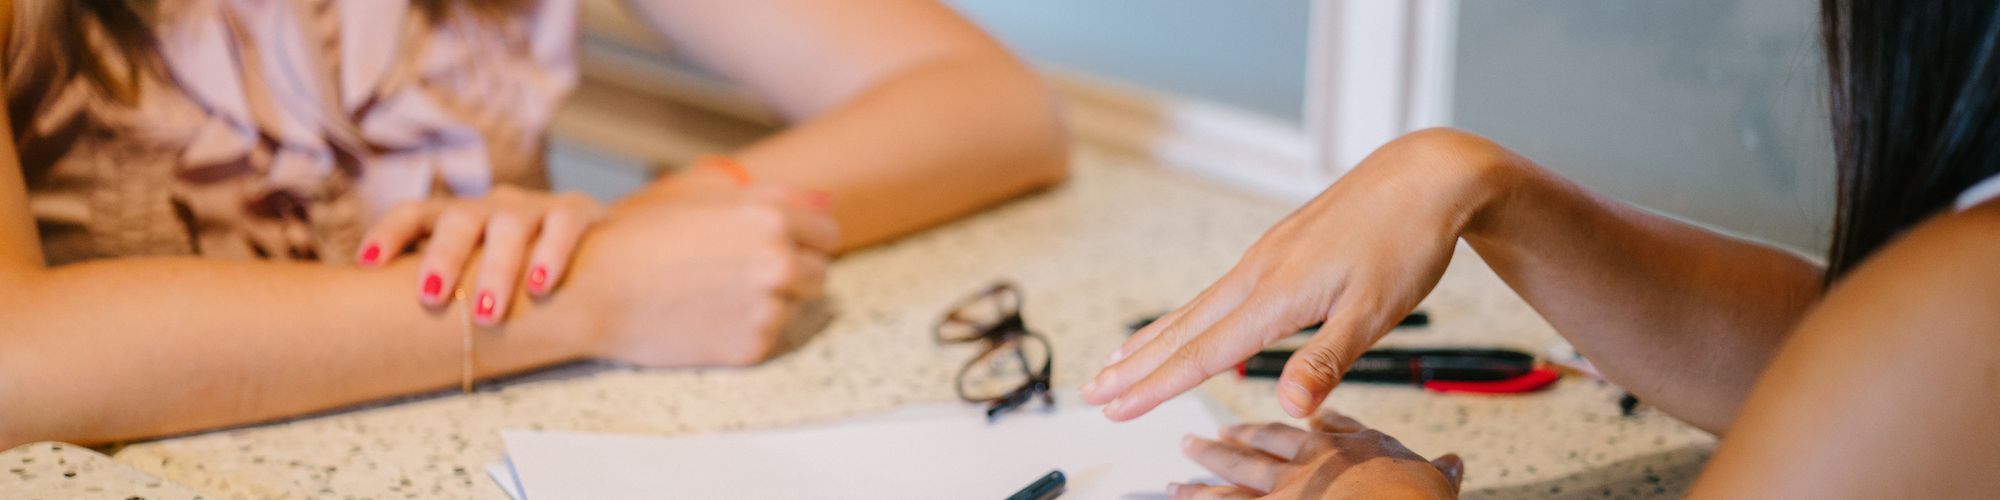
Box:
[489,392,1227,499]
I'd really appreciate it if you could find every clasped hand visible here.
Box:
[355,164,838,367]
[1176,408,1462,500]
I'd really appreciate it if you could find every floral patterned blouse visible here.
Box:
[6,0,579,265]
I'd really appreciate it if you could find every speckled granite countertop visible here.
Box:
[1,145,1715,499]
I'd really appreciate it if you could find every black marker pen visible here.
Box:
[1007,469,1066,500]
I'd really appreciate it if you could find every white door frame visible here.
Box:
[1306,0,1459,181]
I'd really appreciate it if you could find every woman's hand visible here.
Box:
[1081,129,1520,420]
[356,185,607,326]
[564,165,838,366]
[1174,408,1463,500]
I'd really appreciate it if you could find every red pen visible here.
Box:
[1237,348,1561,394]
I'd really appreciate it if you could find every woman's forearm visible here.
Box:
[1457,133,1824,433]
[0,256,596,448]
[733,52,1068,249]
[621,0,1069,250]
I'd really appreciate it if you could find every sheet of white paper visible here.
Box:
[497,392,1226,500]
[486,461,525,500]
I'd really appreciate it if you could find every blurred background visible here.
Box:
[554,0,1833,253]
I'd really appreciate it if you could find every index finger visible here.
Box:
[1182,435,1290,493]
[1083,278,1253,406]
[1104,298,1302,421]
[744,186,839,253]
[1223,422,1313,460]
[1112,274,1249,364]
[1169,483,1259,500]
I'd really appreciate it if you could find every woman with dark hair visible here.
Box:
[1087,0,2000,497]
[0,1,1065,449]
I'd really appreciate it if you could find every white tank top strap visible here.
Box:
[1955,173,2000,211]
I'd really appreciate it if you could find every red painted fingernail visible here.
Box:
[527,265,549,293]
[422,273,443,299]
[358,243,382,265]
[475,291,496,319]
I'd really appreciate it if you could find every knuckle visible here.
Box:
[734,205,785,234]
[720,305,784,366]
[541,207,581,229]
[489,185,527,200]
[1158,321,1196,347]
[487,210,534,233]
[1219,423,1250,438]
[1251,422,1289,436]
[557,191,599,210]
[438,205,482,227]
[752,251,796,288]
[725,335,777,367]
[1294,346,1351,385]
[540,205,584,230]
[1298,436,1336,457]
[384,202,425,221]
[1170,343,1219,375]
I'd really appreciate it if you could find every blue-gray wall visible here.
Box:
[947,0,1834,252]
[1454,0,1834,251]
[948,0,1313,125]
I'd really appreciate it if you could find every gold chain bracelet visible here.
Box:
[453,288,477,394]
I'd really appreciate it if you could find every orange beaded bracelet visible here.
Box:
[691,155,752,186]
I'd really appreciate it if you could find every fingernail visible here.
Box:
[1086,371,1115,396]
[421,273,443,299]
[475,291,497,320]
[1104,398,1127,417]
[1279,379,1314,416]
[1180,435,1197,450]
[527,265,549,293]
[1166,482,1185,493]
[358,243,381,266]
[1103,348,1126,365]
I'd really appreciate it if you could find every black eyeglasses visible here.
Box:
[936,282,1054,422]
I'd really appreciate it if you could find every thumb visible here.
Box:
[1274,310,1374,418]
[1431,453,1465,493]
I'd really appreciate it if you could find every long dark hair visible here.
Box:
[1823,0,2000,278]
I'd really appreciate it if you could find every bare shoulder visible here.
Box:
[1847,200,2000,314]
[1811,200,2000,355]
[1690,205,2000,497]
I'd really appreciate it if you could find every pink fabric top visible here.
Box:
[6,0,579,265]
